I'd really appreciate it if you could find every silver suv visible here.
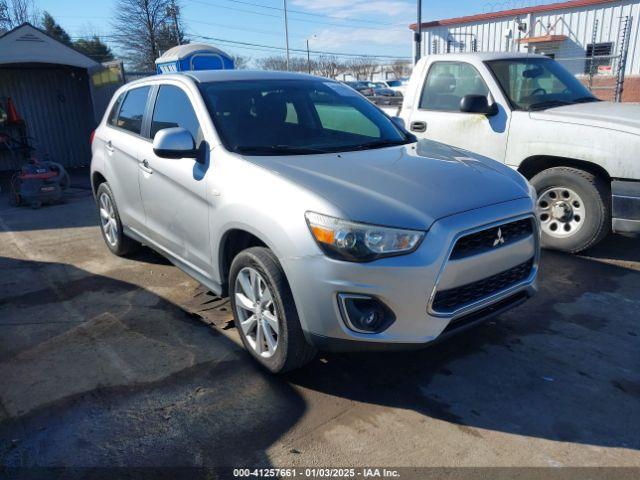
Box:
[91,70,540,373]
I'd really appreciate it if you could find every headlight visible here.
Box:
[305,212,425,262]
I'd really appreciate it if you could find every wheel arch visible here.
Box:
[218,228,269,296]
[91,171,107,196]
[517,155,612,183]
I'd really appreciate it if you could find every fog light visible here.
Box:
[338,294,395,333]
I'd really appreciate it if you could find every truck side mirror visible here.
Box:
[460,95,498,116]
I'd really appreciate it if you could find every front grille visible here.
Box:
[432,258,534,313]
[450,218,534,260]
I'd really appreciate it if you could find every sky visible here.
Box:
[35,0,562,62]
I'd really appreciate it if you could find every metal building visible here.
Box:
[411,0,640,101]
[0,23,122,171]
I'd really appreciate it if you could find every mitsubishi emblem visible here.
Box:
[493,228,505,247]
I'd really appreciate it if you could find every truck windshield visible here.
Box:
[199,79,411,155]
[486,58,598,111]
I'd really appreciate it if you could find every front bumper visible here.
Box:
[612,180,640,235]
[281,197,539,351]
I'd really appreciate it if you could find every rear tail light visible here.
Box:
[90,130,95,145]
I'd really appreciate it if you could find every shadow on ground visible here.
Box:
[1,239,638,469]
[0,257,305,469]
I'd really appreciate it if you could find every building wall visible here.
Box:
[420,0,640,76]
[0,65,95,170]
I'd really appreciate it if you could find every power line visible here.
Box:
[72,32,410,60]
[184,0,406,32]
[196,0,397,26]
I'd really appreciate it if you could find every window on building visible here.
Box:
[151,85,202,143]
[419,61,490,111]
[116,87,150,135]
[585,42,614,74]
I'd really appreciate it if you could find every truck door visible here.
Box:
[407,61,509,162]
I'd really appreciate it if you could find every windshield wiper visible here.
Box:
[342,139,409,152]
[236,145,330,155]
[528,100,572,111]
[573,96,600,103]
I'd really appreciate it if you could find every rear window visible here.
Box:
[116,86,150,135]
[107,93,124,126]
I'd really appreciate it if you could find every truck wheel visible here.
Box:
[531,167,610,253]
[229,247,316,373]
[96,183,139,256]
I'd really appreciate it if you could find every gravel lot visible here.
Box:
[0,175,638,472]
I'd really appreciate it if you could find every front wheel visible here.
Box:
[531,167,610,253]
[229,247,316,373]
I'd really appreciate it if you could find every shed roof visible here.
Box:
[0,23,100,69]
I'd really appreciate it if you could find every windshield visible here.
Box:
[199,79,410,155]
[486,57,598,111]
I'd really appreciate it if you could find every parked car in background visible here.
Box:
[386,78,409,95]
[367,82,402,97]
[91,70,539,373]
[344,81,375,96]
[400,53,640,253]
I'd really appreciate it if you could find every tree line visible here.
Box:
[255,55,411,81]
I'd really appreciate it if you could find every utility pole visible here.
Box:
[306,39,311,73]
[283,0,291,71]
[168,0,181,45]
[414,0,422,64]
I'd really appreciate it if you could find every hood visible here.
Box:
[530,102,640,135]
[242,140,530,230]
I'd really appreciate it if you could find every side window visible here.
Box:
[419,62,489,111]
[107,93,124,126]
[116,86,150,135]
[151,85,202,142]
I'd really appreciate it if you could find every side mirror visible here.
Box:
[460,95,499,116]
[153,127,197,159]
[391,116,406,130]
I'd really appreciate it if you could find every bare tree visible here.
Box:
[111,0,186,71]
[314,55,346,79]
[0,0,40,29]
[389,59,411,79]
[230,54,251,69]
[256,55,307,73]
[346,56,378,81]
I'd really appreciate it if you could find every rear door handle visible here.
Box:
[105,140,114,153]
[410,121,427,133]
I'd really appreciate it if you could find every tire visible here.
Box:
[95,182,139,256]
[530,167,610,253]
[229,247,316,373]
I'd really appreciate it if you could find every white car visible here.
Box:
[400,53,640,252]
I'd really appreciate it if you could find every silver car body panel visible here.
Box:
[91,70,539,349]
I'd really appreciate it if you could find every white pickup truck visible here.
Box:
[399,52,640,253]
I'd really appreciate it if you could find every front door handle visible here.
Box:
[410,121,427,133]
[140,159,153,174]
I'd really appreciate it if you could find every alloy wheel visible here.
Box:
[99,192,118,246]
[234,267,279,358]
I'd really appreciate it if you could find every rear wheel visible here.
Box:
[229,247,316,373]
[96,182,139,256]
[531,167,610,253]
